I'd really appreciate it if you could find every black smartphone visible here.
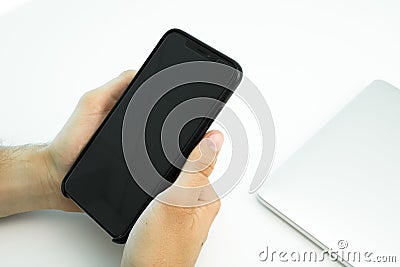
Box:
[61,29,242,243]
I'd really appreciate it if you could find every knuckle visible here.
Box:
[198,166,213,178]
[190,149,216,166]
[79,90,96,105]
[186,173,209,187]
[207,199,221,216]
[119,70,136,81]
[214,199,221,212]
[78,89,104,112]
[195,158,216,176]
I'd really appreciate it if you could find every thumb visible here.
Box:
[157,130,224,207]
[175,130,224,188]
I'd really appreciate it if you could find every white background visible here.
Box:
[0,0,399,266]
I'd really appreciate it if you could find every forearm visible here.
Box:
[0,145,55,217]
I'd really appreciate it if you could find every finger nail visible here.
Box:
[206,132,224,152]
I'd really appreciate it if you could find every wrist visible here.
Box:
[0,145,57,217]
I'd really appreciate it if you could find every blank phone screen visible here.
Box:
[64,30,240,238]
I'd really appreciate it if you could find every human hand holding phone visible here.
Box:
[0,70,222,266]
[59,29,241,242]
[0,70,137,217]
[46,71,222,266]
[43,70,137,213]
[121,130,223,267]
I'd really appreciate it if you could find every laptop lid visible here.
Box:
[258,80,400,266]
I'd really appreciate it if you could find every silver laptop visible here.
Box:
[258,80,400,266]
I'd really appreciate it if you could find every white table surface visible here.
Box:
[0,1,399,266]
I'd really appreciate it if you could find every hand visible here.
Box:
[0,71,135,217]
[0,70,222,267]
[44,70,136,211]
[121,130,223,267]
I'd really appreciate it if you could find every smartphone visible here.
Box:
[61,29,242,243]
